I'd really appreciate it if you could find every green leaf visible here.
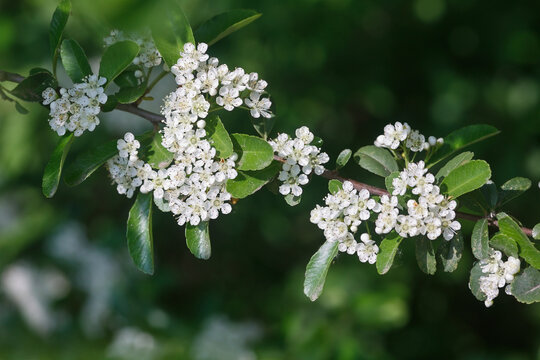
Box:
[428,124,500,166]
[29,67,53,76]
[101,95,118,112]
[498,177,532,206]
[185,221,211,260]
[328,179,342,194]
[497,213,540,269]
[195,10,262,46]
[152,3,194,67]
[511,267,540,304]
[415,237,437,275]
[354,145,398,177]
[490,233,518,257]
[533,224,540,240]
[303,240,339,301]
[127,192,154,274]
[10,72,57,102]
[440,160,491,198]
[115,83,147,104]
[336,149,352,169]
[49,0,71,75]
[471,219,490,260]
[114,66,141,88]
[469,262,487,301]
[438,232,463,272]
[385,171,400,194]
[250,115,275,140]
[64,132,153,186]
[435,151,474,180]
[231,133,274,171]
[284,194,302,206]
[226,161,281,198]
[99,40,139,86]
[60,39,92,83]
[145,133,174,169]
[15,102,29,114]
[376,232,403,275]
[42,134,74,198]
[205,115,233,158]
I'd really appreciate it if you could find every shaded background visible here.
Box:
[1,0,540,358]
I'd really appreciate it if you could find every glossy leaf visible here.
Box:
[231,133,274,171]
[435,151,474,180]
[115,83,147,104]
[64,132,152,186]
[60,39,92,83]
[10,72,57,102]
[428,124,500,166]
[469,262,487,301]
[303,240,339,301]
[354,145,398,177]
[42,134,74,198]
[284,194,302,206]
[195,10,262,46]
[511,267,540,304]
[376,232,403,274]
[415,237,436,275]
[498,177,532,206]
[101,95,118,112]
[440,160,491,198]
[99,41,139,86]
[127,192,154,274]
[226,161,281,198]
[533,223,540,240]
[328,179,342,194]
[336,149,352,169]
[15,102,29,114]
[185,221,211,260]
[152,3,194,67]
[385,171,400,194]
[490,233,518,257]
[205,115,233,158]
[145,133,174,169]
[49,0,71,74]
[497,213,540,269]
[438,232,463,272]
[471,219,489,260]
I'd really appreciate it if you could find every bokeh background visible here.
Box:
[1,0,540,358]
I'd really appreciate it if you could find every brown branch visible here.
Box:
[2,69,535,237]
[0,70,25,83]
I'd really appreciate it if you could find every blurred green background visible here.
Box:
[1,0,540,359]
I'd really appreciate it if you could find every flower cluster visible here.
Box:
[379,161,461,240]
[42,75,108,137]
[104,29,162,69]
[269,126,329,198]
[168,42,272,119]
[475,249,521,307]
[310,181,380,264]
[108,42,276,227]
[374,122,443,152]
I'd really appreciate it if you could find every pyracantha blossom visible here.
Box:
[270,126,329,202]
[473,249,521,307]
[310,181,380,265]
[104,29,162,68]
[108,41,274,227]
[374,121,443,152]
[43,74,107,137]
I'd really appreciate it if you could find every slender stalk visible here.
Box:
[1,69,535,236]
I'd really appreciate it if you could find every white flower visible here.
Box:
[42,87,58,105]
[216,86,242,111]
[245,91,272,118]
[357,233,379,264]
[338,233,358,255]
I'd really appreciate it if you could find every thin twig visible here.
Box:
[2,69,535,236]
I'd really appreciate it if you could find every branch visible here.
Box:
[1,69,534,236]
[0,70,25,83]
